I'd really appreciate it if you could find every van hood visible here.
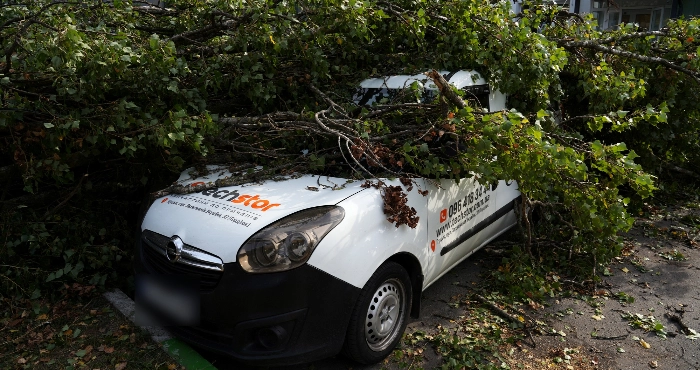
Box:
[141,166,366,263]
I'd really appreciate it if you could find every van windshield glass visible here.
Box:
[353,85,491,111]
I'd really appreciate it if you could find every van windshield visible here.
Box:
[353,85,491,112]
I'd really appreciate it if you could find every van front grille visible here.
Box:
[140,230,224,291]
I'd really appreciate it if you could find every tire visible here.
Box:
[343,261,412,364]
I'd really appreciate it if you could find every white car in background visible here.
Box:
[135,71,521,365]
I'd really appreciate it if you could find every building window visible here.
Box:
[609,12,621,30]
[662,7,671,28]
[592,0,606,9]
[593,11,605,29]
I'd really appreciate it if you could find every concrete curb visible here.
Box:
[103,289,217,370]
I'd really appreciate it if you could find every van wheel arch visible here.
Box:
[387,253,423,318]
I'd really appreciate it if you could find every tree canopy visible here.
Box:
[2,0,700,297]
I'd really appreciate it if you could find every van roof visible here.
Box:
[357,70,486,90]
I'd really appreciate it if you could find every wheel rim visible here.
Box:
[364,278,405,352]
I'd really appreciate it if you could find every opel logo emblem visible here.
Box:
[166,236,184,263]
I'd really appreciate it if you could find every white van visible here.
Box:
[135,71,521,366]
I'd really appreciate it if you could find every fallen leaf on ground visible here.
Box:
[640,339,651,348]
[686,328,700,340]
[592,314,605,320]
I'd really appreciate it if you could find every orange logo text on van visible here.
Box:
[198,187,281,212]
[230,194,281,212]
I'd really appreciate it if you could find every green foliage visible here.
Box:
[2,0,700,300]
[0,185,143,298]
[658,249,688,261]
[621,312,668,338]
[421,306,518,370]
[487,246,564,302]
[616,291,635,304]
[554,14,700,173]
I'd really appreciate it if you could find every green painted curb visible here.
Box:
[162,338,217,370]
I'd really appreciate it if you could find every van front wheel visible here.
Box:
[343,262,412,364]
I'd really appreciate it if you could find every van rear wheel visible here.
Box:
[343,262,412,364]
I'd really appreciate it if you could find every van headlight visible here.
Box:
[237,206,345,273]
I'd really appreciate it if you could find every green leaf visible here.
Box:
[528,127,542,140]
[591,140,604,158]
[149,36,159,50]
[51,56,62,68]
[167,81,179,93]
[30,289,41,299]
[66,28,82,43]
[659,111,667,123]
[609,142,627,153]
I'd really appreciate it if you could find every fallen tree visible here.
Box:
[1,0,699,297]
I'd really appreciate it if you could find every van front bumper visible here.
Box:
[135,230,361,366]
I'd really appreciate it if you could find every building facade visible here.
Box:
[565,0,699,30]
[509,0,699,30]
